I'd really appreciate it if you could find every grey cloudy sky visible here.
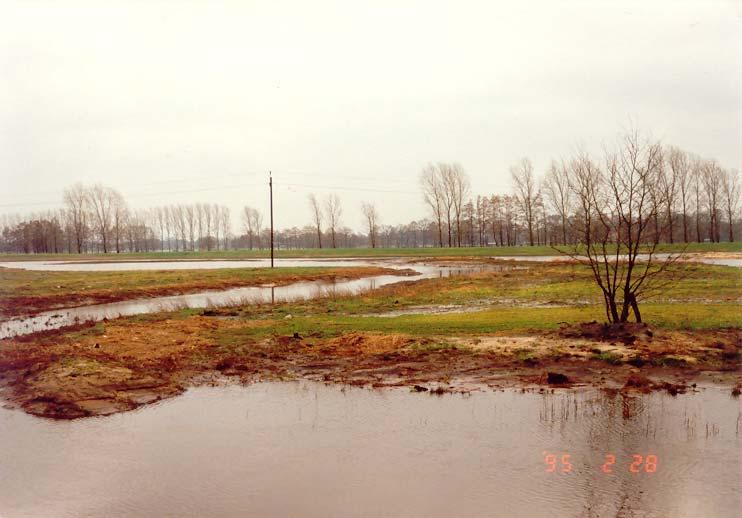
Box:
[1,0,740,231]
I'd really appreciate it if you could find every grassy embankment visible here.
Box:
[0,241,740,262]
[0,266,406,318]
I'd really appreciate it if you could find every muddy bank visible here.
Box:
[0,316,738,419]
[0,266,413,320]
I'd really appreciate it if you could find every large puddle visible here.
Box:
[0,264,486,339]
[0,381,739,517]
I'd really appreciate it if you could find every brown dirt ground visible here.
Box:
[0,316,739,420]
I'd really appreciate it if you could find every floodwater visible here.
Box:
[0,381,739,517]
[0,265,483,339]
[0,258,379,272]
[1,253,740,271]
[490,254,742,267]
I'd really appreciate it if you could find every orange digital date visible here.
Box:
[543,452,658,473]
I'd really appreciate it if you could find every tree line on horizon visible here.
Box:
[1,133,739,254]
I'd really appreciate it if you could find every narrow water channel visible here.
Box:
[0,381,739,517]
[0,264,486,339]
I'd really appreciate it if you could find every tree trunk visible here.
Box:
[696,211,701,243]
[682,208,688,243]
[630,294,642,323]
[528,218,534,246]
[667,206,674,243]
[728,208,734,242]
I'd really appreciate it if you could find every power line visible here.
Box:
[279,182,417,195]
[0,176,420,210]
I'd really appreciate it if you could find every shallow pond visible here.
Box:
[0,381,739,517]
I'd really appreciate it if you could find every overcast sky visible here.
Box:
[1,0,740,231]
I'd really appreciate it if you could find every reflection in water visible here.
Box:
[0,382,738,517]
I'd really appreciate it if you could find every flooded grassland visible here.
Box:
[0,259,739,419]
[0,263,413,319]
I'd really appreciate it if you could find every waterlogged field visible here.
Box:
[0,256,739,420]
[0,265,406,318]
[0,251,740,518]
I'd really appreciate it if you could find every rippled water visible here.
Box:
[0,265,482,338]
[0,381,739,517]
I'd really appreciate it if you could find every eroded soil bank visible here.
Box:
[0,315,738,419]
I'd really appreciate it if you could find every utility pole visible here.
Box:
[269,171,274,268]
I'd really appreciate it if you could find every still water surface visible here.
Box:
[0,382,739,517]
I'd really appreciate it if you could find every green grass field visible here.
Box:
[175,261,740,340]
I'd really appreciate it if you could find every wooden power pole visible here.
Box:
[269,171,274,268]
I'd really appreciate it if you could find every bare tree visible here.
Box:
[184,205,195,251]
[510,158,538,246]
[658,151,677,243]
[721,169,740,242]
[241,207,263,249]
[219,205,231,249]
[111,191,127,253]
[196,203,204,250]
[87,184,118,253]
[213,205,222,250]
[361,202,379,248]
[543,160,573,245]
[204,203,214,250]
[691,156,705,242]
[173,205,187,251]
[564,132,678,323]
[668,147,692,243]
[162,206,173,251]
[324,194,342,248]
[154,207,165,251]
[308,194,323,248]
[441,163,470,247]
[63,183,88,253]
[420,164,445,247]
[702,160,722,243]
